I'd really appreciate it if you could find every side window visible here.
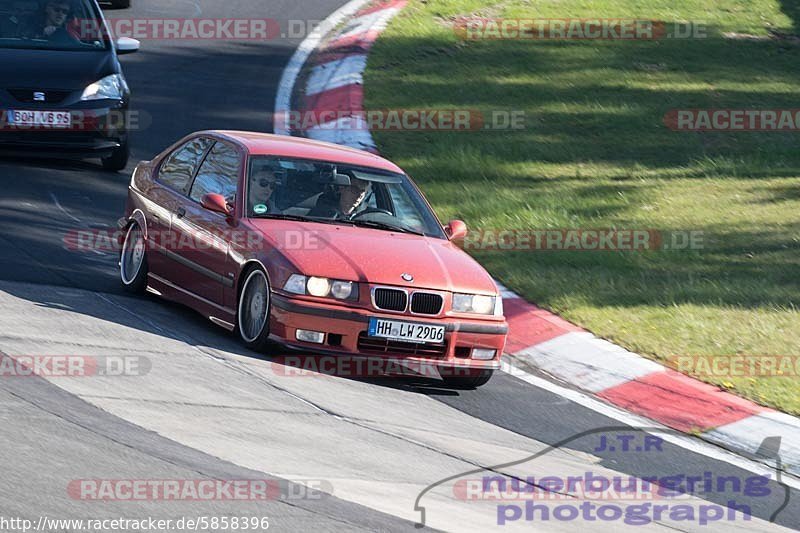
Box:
[188,141,241,206]
[158,137,213,194]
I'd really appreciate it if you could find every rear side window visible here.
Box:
[158,137,213,194]
[189,141,241,205]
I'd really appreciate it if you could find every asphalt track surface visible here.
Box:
[0,1,798,531]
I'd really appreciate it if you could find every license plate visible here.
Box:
[7,109,71,128]
[368,318,445,344]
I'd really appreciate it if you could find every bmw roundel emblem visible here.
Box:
[401,273,414,282]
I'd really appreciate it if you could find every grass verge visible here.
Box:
[365,0,800,413]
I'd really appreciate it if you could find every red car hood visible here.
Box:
[246,219,497,295]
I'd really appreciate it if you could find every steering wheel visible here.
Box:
[349,208,393,220]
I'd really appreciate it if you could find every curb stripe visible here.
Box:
[705,411,800,477]
[516,331,665,392]
[598,370,763,433]
[304,84,364,123]
[503,297,581,353]
[306,55,368,96]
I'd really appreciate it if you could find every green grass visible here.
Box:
[365,0,800,414]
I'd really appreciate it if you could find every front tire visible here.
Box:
[102,141,129,171]
[237,268,272,352]
[438,367,494,389]
[119,221,147,293]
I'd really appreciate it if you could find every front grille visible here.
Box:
[410,292,443,315]
[7,89,71,104]
[357,332,447,357]
[373,288,407,312]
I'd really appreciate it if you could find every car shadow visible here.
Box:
[0,278,473,395]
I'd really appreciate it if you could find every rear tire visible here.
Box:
[237,268,272,352]
[102,142,129,171]
[119,221,147,294]
[109,0,131,8]
[438,368,494,389]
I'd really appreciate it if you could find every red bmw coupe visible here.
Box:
[119,131,507,387]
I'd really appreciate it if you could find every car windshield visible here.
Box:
[0,0,109,51]
[247,156,447,239]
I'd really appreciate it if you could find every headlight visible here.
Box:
[331,280,354,300]
[81,74,127,101]
[283,274,307,295]
[452,293,497,315]
[307,276,331,297]
[282,274,358,301]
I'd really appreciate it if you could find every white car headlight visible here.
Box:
[452,293,497,315]
[81,74,127,101]
[282,274,357,301]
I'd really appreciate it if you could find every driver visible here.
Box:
[309,177,369,219]
[24,0,78,42]
[249,168,280,214]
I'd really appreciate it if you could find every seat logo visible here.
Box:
[33,92,46,102]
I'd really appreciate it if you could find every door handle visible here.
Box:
[176,207,186,218]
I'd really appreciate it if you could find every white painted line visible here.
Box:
[500,361,800,489]
[334,7,402,43]
[706,411,800,477]
[516,331,665,391]
[274,0,374,136]
[305,55,368,96]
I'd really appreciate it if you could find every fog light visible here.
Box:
[471,348,497,360]
[296,329,325,344]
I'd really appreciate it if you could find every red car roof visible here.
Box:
[210,131,404,174]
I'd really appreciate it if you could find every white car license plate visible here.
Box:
[368,318,445,344]
[8,110,71,128]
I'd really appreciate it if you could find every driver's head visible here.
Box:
[251,169,280,204]
[338,177,369,215]
[44,0,71,26]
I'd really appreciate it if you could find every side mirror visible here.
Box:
[445,220,468,240]
[201,193,231,215]
[116,37,140,55]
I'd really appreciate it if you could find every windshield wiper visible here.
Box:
[250,214,345,226]
[347,219,426,236]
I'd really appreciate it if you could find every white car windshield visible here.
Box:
[247,156,447,239]
[0,0,109,51]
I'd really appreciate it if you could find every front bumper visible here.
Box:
[0,101,128,158]
[269,293,508,369]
